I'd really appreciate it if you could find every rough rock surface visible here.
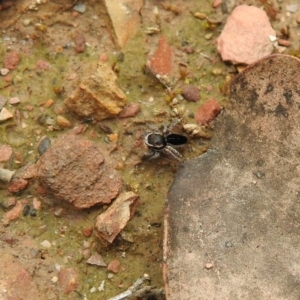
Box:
[103,0,143,48]
[94,191,139,245]
[217,5,275,65]
[36,134,122,209]
[165,55,300,299]
[148,36,173,76]
[65,62,126,121]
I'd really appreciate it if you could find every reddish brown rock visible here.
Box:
[36,59,51,70]
[36,134,122,209]
[118,102,141,118]
[82,227,93,237]
[7,178,28,193]
[181,85,200,102]
[195,98,222,125]
[94,191,139,245]
[2,200,23,226]
[4,51,21,70]
[58,267,79,294]
[217,5,275,65]
[107,259,120,273]
[74,31,86,53]
[148,36,173,76]
[0,145,12,162]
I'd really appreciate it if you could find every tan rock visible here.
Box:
[0,107,13,122]
[94,191,139,245]
[103,0,143,48]
[65,63,126,121]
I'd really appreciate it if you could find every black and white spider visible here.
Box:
[144,131,187,160]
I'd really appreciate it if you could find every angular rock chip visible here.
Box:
[94,191,139,245]
[87,252,107,267]
[36,134,122,209]
[103,0,143,48]
[65,63,126,121]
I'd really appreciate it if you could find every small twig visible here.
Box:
[108,275,150,300]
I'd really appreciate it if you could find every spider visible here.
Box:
[144,131,187,160]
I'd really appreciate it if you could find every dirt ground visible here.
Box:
[0,0,299,299]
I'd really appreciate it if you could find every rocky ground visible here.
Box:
[0,0,300,299]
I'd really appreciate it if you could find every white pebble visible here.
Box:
[0,68,9,76]
[107,273,114,279]
[51,276,58,283]
[73,3,86,13]
[98,280,105,291]
[90,287,96,293]
[40,240,51,248]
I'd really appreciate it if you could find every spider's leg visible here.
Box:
[163,146,183,161]
[144,150,161,160]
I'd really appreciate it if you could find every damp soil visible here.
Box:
[0,0,298,299]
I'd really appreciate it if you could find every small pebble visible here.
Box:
[51,276,58,283]
[56,115,72,128]
[9,97,20,105]
[41,240,51,248]
[30,208,37,217]
[205,263,214,269]
[194,12,206,20]
[0,68,9,76]
[38,137,51,155]
[278,39,291,47]
[23,204,31,216]
[107,273,114,279]
[73,3,86,13]
[23,19,31,26]
[205,33,213,40]
[0,107,13,122]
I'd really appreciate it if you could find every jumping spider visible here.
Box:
[144,131,187,161]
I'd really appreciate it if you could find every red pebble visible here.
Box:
[195,98,222,125]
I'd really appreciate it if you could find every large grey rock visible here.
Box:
[164,55,300,299]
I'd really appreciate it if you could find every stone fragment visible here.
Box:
[7,178,28,193]
[217,5,275,65]
[58,268,79,294]
[40,240,51,248]
[103,0,143,47]
[147,36,173,76]
[181,85,200,102]
[94,191,139,245]
[2,200,23,226]
[65,63,126,121]
[0,107,13,122]
[56,115,72,128]
[0,96,7,110]
[278,39,291,47]
[118,102,141,118]
[0,68,9,75]
[36,59,51,70]
[107,259,120,273]
[87,252,107,267]
[74,31,86,53]
[195,98,222,125]
[0,145,13,162]
[36,134,122,209]
[0,168,15,182]
[9,97,20,104]
[82,227,93,237]
[4,51,21,70]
